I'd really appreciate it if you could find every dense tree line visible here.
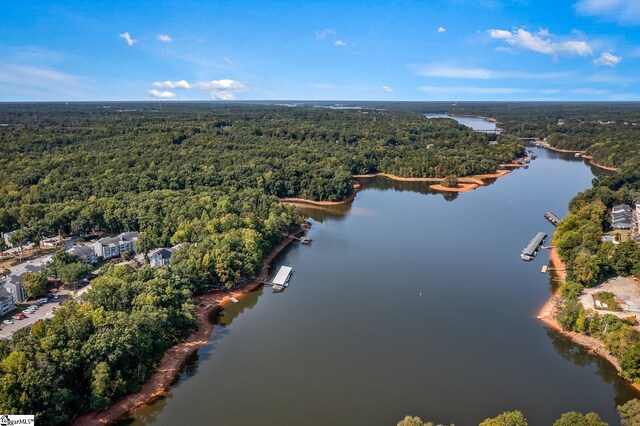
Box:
[0,103,523,242]
[0,190,300,423]
[397,399,640,425]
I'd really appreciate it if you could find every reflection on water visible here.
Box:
[126,146,637,426]
[546,328,637,409]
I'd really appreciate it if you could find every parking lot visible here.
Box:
[0,293,68,339]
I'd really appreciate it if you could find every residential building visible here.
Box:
[148,244,181,267]
[67,245,97,264]
[612,204,632,230]
[0,287,15,316]
[1,254,53,303]
[92,232,139,260]
[3,279,26,303]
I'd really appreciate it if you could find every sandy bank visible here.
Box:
[537,248,640,392]
[581,155,620,172]
[73,233,302,426]
[429,183,479,193]
[538,142,620,172]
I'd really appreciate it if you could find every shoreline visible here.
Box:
[73,232,303,426]
[537,141,620,172]
[537,248,640,393]
[281,183,361,207]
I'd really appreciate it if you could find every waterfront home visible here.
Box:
[612,204,632,230]
[92,231,139,260]
[143,244,182,267]
[67,245,97,264]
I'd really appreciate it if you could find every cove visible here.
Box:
[123,147,636,426]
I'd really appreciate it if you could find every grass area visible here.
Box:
[593,291,622,311]
[605,229,631,243]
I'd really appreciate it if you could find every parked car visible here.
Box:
[2,320,12,325]
[12,316,22,320]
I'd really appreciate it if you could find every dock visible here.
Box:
[521,232,547,261]
[544,211,562,226]
[272,266,293,291]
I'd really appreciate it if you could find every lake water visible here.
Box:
[425,113,499,132]
[124,147,636,426]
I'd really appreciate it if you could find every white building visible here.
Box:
[67,245,97,264]
[147,245,181,267]
[92,232,139,260]
[0,287,16,316]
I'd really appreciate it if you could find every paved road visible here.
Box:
[0,293,69,339]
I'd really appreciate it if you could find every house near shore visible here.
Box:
[92,232,139,260]
[144,244,182,267]
[612,204,632,230]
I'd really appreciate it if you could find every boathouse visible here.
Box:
[521,232,546,261]
[544,212,562,226]
[272,266,293,290]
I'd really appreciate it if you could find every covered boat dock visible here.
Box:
[521,232,547,261]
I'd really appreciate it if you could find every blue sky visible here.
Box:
[1,0,640,101]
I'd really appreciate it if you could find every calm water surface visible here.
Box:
[126,147,637,426]
[425,113,499,132]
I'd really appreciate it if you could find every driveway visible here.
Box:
[0,293,68,339]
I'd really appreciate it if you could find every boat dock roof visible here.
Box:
[272,266,292,286]
[523,232,546,256]
[544,211,562,225]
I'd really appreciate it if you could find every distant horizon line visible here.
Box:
[1,100,639,104]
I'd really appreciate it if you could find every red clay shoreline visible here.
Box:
[73,232,303,426]
[537,141,620,172]
[537,248,640,392]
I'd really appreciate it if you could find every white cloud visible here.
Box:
[488,28,593,57]
[334,40,347,46]
[150,78,250,100]
[0,64,88,99]
[438,26,447,33]
[418,86,528,95]
[157,34,172,43]
[148,89,176,99]
[316,29,336,40]
[576,0,640,24]
[119,32,135,46]
[594,51,622,66]
[414,64,573,80]
[380,86,393,93]
[153,80,192,89]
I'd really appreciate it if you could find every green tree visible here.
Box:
[442,175,459,188]
[479,411,528,426]
[9,228,34,261]
[553,411,607,426]
[618,398,640,426]
[572,252,600,287]
[556,300,585,331]
[58,262,92,291]
[559,281,584,300]
[21,272,47,299]
[621,342,640,381]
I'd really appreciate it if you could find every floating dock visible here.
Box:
[544,211,562,226]
[272,266,293,291]
[521,232,547,261]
